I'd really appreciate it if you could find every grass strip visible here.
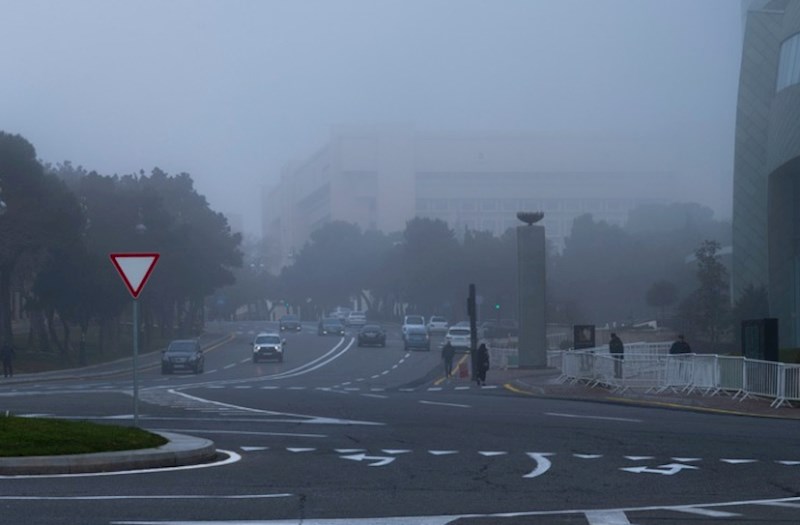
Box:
[0,415,167,457]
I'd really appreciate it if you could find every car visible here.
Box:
[318,317,346,336]
[252,332,286,363]
[346,311,367,327]
[402,315,426,339]
[445,326,472,351]
[427,316,449,333]
[357,324,386,347]
[161,339,204,374]
[404,326,431,351]
[279,314,302,332]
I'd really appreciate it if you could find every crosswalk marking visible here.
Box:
[585,510,631,524]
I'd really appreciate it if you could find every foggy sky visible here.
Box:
[0,0,743,235]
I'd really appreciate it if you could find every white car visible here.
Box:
[427,316,449,333]
[252,332,286,363]
[402,315,426,339]
[445,326,471,350]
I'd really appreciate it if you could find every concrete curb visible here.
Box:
[0,431,217,475]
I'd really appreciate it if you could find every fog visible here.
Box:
[0,0,742,235]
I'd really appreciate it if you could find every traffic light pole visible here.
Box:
[467,284,478,381]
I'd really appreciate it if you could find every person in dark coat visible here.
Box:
[608,333,624,379]
[0,341,16,378]
[669,334,691,355]
[476,343,490,386]
[441,341,455,378]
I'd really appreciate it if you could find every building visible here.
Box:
[733,1,800,348]
[263,126,679,271]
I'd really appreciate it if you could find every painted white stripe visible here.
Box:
[672,507,741,518]
[287,448,315,453]
[574,454,603,459]
[342,382,351,386]
[371,374,382,379]
[261,386,280,390]
[399,388,415,392]
[777,460,800,466]
[428,450,459,456]
[624,456,654,461]
[223,363,236,370]
[455,386,470,390]
[241,446,269,451]
[721,459,758,464]
[267,339,355,380]
[427,387,443,391]
[391,364,399,369]
[380,370,390,375]
[287,386,306,390]
[239,358,250,364]
[370,388,386,392]
[758,501,800,509]
[419,400,470,408]
[671,457,701,462]
[234,386,252,389]
[334,449,365,454]
[345,388,361,391]
[481,385,498,389]
[478,451,508,457]
[382,449,411,455]
[163,429,326,438]
[585,510,631,525]
[361,393,388,399]
[546,412,642,423]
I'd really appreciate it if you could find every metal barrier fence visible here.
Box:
[553,343,800,408]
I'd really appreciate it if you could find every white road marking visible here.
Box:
[574,454,603,459]
[546,412,642,423]
[223,364,236,370]
[380,370,390,375]
[481,385,498,389]
[157,429,326,438]
[287,386,306,390]
[523,452,554,478]
[340,453,396,467]
[382,449,411,455]
[391,364,399,369]
[672,507,741,517]
[671,457,701,462]
[778,460,800,465]
[479,451,508,457]
[234,386,252,389]
[758,501,800,509]
[287,448,315,453]
[0,450,241,479]
[342,382,351,386]
[269,338,356,380]
[261,386,279,390]
[370,388,385,392]
[428,450,459,456]
[427,387,443,391]
[399,388,415,392]
[721,459,758,464]
[419,400,470,408]
[371,374,381,379]
[345,387,361,391]
[241,446,269,451]
[621,463,699,475]
[334,449,365,454]
[361,393,388,399]
[624,456,654,461]
[455,386,470,390]
[585,510,631,524]
[239,358,250,364]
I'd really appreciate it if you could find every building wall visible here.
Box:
[735,0,800,347]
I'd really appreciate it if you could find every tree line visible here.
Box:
[0,132,242,363]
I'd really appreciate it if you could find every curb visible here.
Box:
[0,431,217,476]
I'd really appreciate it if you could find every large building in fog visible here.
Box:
[263,126,679,271]
[733,1,800,348]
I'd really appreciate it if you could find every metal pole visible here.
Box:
[132,299,139,427]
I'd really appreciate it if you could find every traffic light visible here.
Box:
[495,303,500,310]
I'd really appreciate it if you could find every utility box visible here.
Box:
[741,318,779,362]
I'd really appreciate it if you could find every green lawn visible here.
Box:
[0,415,167,457]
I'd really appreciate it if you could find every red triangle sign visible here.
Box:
[110,253,160,299]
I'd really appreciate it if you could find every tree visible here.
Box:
[679,240,730,350]
[645,279,678,322]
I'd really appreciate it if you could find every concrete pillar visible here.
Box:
[517,224,547,368]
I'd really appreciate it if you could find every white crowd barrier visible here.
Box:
[552,343,800,408]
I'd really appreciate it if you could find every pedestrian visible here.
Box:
[1,341,16,378]
[476,343,490,386]
[441,341,455,378]
[669,334,692,355]
[608,333,624,379]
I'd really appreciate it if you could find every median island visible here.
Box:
[0,414,167,457]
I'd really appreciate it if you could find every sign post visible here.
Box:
[109,253,160,427]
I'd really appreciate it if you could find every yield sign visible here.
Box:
[110,253,160,299]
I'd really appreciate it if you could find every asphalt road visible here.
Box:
[1,320,799,524]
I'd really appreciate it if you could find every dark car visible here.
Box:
[357,324,386,347]
[161,339,204,374]
[279,314,302,332]
[318,317,345,336]
[404,326,430,351]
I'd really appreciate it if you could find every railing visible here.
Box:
[552,343,800,409]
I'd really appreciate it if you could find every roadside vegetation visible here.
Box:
[0,415,167,457]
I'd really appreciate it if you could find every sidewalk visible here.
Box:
[454,364,800,420]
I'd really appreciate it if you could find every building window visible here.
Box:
[777,33,800,92]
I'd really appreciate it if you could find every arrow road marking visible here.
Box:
[340,453,396,467]
[621,463,699,475]
[523,452,554,478]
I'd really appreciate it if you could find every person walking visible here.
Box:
[608,333,624,379]
[669,334,692,355]
[476,343,490,386]
[1,341,16,378]
[441,341,455,378]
